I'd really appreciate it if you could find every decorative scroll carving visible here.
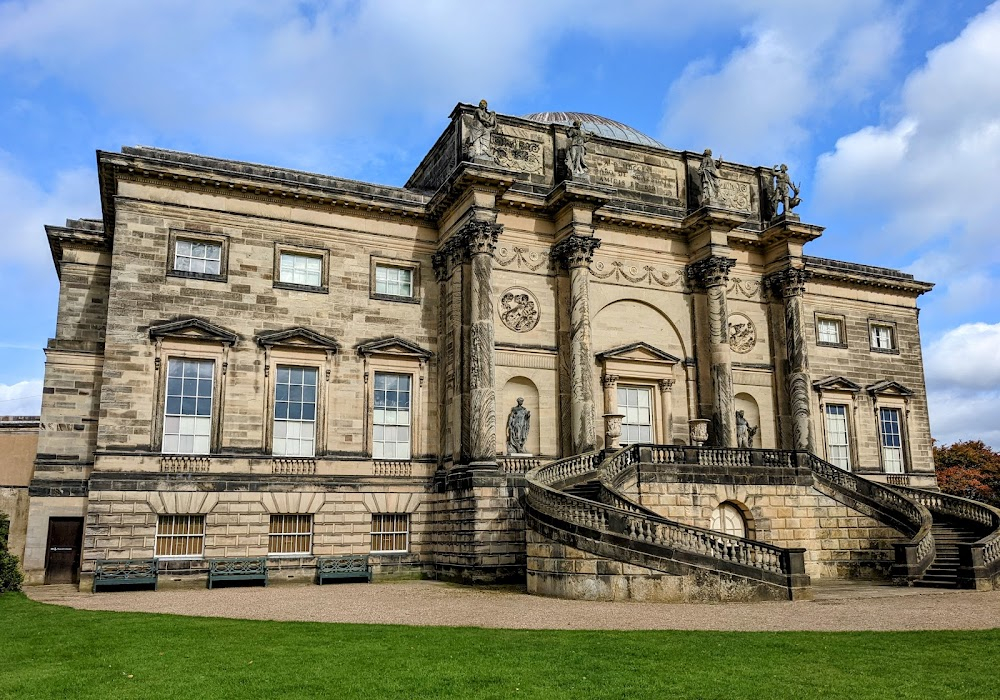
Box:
[496,245,551,271]
[765,267,812,298]
[551,234,602,270]
[492,132,543,173]
[727,277,765,300]
[499,287,540,332]
[717,180,752,212]
[590,260,686,288]
[687,256,736,289]
[728,312,757,354]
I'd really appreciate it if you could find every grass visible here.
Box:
[2,592,998,699]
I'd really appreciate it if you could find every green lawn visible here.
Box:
[1,593,997,700]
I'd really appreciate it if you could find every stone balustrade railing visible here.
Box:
[890,485,1000,587]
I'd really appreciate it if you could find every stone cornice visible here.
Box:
[45,220,110,279]
[551,234,602,270]
[804,256,934,296]
[686,255,737,289]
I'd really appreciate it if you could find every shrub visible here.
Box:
[0,512,24,594]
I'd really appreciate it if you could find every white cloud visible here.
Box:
[928,389,1000,449]
[660,1,902,164]
[0,380,42,417]
[815,2,1000,323]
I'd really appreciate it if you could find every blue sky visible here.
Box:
[1,0,998,446]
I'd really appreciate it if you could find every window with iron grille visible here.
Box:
[162,358,214,454]
[371,513,409,553]
[155,515,205,558]
[174,239,222,275]
[268,514,313,555]
[273,366,317,457]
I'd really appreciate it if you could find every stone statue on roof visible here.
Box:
[565,120,592,180]
[466,99,497,162]
[699,149,723,206]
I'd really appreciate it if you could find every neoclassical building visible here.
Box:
[22,103,1000,599]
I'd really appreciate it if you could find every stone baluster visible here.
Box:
[460,219,503,465]
[687,255,737,447]
[766,267,814,451]
[658,378,675,444]
[553,234,602,453]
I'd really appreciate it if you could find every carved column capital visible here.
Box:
[431,252,449,282]
[460,220,503,257]
[686,255,736,289]
[602,374,619,388]
[658,378,675,393]
[765,267,812,298]
[551,234,602,270]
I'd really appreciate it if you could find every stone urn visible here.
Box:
[603,412,625,450]
[689,419,711,447]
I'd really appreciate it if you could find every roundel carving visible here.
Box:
[728,312,756,354]
[499,287,540,333]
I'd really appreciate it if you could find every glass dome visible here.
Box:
[521,111,665,148]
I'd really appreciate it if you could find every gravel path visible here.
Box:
[26,581,1000,632]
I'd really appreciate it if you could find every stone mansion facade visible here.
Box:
[23,103,999,599]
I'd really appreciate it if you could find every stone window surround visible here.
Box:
[369,255,421,304]
[868,319,899,354]
[362,355,427,461]
[151,341,229,455]
[273,242,330,294]
[262,347,333,458]
[597,346,680,447]
[166,229,229,283]
[818,400,857,471]
[814,312,848,349]
[873,397,910,474]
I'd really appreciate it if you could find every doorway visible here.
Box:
[44,517,83,585]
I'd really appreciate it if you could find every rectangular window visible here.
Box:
[373,372,411,460]
[371,513,409,553]
[817,318,843,346]
[870,324,895,351]
[174,240,222,275]
[268,514,313,555]
[879,407,905,473]
[162,359,214,454]
[273,366,317,457]
[824,404,851,471]
[617,386,653,445]
[155,515,205,558]
[374,265,413,298]
[279,253,323,287]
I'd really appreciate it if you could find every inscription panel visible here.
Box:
[589,154,679,201]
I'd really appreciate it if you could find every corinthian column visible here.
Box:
[460,219,503,465]
[688,255,737,447]
[553,234,602,453]
[767,267,814,451]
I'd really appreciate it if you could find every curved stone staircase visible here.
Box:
[524,444,1000,600]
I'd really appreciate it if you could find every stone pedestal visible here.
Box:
[688,255,737,446]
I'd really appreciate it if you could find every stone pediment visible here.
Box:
[866,380,914,397]
[356,336,433,360]
[812,376,862,393]
[148,318,238,346]
[255,327,339,353]
[596,342,681,365]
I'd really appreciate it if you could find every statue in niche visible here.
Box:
[506,397,531,455]
[466,99,497,162]
[698,148,724,206]
[565,120,592,179]
[762,164,801,219]
[736,410,758,449]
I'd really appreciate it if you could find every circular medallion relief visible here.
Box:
[728,312,756,354]
[499,287,540,333]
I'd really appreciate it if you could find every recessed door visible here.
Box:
[44,517,83,585]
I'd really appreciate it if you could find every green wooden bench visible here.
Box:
[207,557,268,589]
[316,555,372,584]
[93,559,158,593]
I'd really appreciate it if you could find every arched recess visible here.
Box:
[734,392,761,448]
[497,376,540,456]
[592,298,687,358]
[710,501,756,539]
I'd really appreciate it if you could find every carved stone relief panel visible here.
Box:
[492,127,544,174]
[590,259,687,289]
[499,286,540,333]
[717,180,752,212]
[728,312,757,354]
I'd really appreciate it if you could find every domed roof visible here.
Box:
[521,111,665,148]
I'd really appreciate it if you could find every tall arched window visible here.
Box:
[710,502,748,538]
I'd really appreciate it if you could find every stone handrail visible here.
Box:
[525,447,808,595]
[891,486,1000,587]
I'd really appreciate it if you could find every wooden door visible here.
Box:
[44,518,83,585]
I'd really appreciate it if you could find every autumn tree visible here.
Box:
[934,440,1000,505]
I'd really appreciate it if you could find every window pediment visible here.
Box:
[813,376,862,393]
[148,317,238,346]
[255,327,339,353]
[596,342,680,366]
[866,380,913,397]
[356,336,433,360]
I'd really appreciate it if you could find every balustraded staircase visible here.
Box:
[523,445,1000,601]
